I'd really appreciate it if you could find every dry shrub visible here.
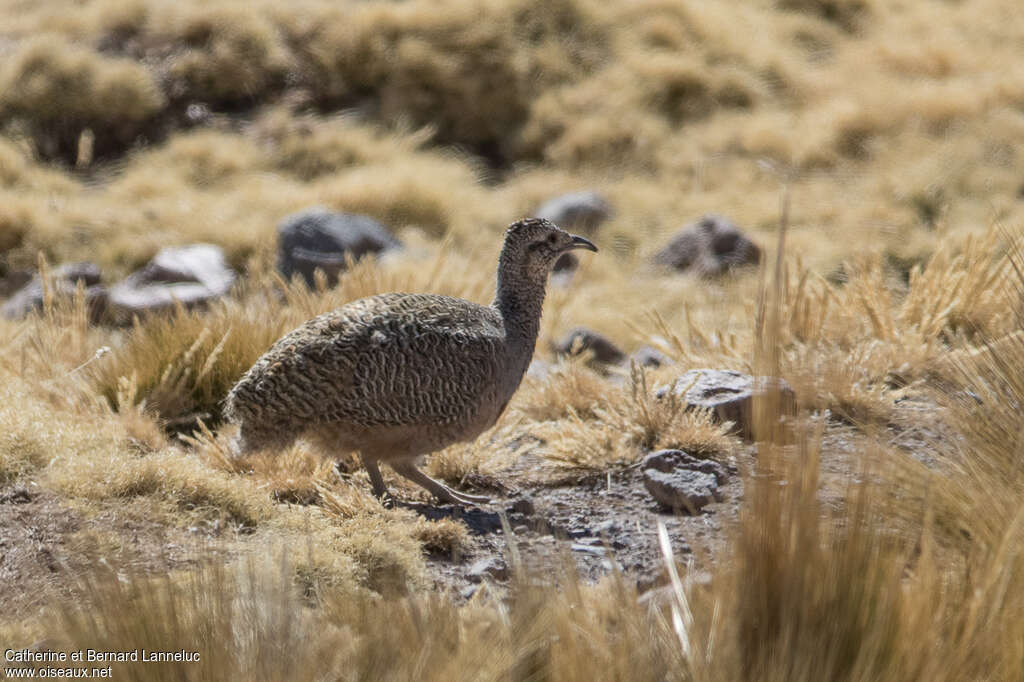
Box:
[768,227,1013,423]
[49,444,272,528]
[34,552,682,681]
[0,35,164,162]
[525,363,735,475]
[705,238,1024,681]
[516,360,610,422]
[47,557,352,681]
[410,517,470,556]
[132,129,269,188]
[424,422,522,487]
[298,0,607,162]
[314,157,478,238]
[149,4,294,105]
[0,137,78,193]
[90,297,296,426]
[256,109,434,182]
[0,373,104,483]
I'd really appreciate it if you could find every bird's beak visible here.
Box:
[566,235,598,253]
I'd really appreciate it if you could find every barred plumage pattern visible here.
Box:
[226,293,508,432]
[223,218,597,504]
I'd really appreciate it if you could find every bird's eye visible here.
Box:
[547,234,558,244]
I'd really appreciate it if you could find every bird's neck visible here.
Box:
[492,265,546,359]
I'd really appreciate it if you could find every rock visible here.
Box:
[536,190,612,234]
[655,369,795,438]
[652,214,761,276]
[535,191,611,273]
[631,345,672,369]
[643,466,721,514]
[0,270,32,297]
[467,557,509,583]
[1,262,106,321]
[108,244,235,318]
[553,327,627,365]
[278,208,402,287]
[642,450,728,484]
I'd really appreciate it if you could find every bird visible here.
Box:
[224,218,598,505]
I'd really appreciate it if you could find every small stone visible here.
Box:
[652,214,761,277]
[642,450,728,485]
[643,468,721,514]
[654,369,795,438]
[553,327,626,365]
[185,102,211,126]
[535,190,612,235]
[535,190,611,273]
[277,208,402,287]
[467,557,509,583]
[631,345,671,368]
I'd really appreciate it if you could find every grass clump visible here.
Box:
[48,445,272,529]
[37,554,683,681]
[0,35,164,164]
[151,4,294,106]
[90,298,294,427]
[522,362,735,475]
[297,0,607,164]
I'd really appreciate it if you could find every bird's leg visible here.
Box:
[361,456,394,507]
[390,461,490,506]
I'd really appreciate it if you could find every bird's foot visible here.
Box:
[434,485,490,506]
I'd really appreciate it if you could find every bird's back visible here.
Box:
[225,293,512,440]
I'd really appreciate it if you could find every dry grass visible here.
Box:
[2,0,1024,677]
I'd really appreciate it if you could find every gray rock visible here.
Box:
[642,450,728,484]
[553,327,627,365]
[643,466,721,514]
[655,369,795,438]
[535,190,611,235]
[278,208,402,287]
[652,214,761,276]
[631,345,672,369]
[467,557,509,583]
[0,270,32,298]
[108,244,235,318]
[1,262,106,321]
[536,191,611,273]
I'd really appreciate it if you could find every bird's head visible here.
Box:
[501,217,598,282]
